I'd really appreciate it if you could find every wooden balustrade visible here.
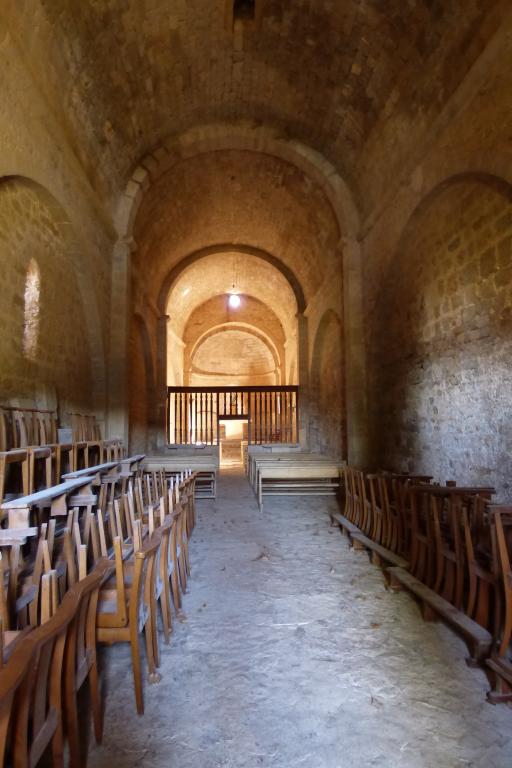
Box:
[167,386,299,446]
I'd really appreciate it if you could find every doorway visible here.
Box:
[219,418,248,466]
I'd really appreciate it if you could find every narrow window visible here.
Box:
[23,258,40,361]
[226,0,261,30]
[234,0,256,22]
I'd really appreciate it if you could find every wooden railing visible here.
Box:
[166,386,299,445]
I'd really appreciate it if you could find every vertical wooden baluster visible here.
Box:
[210,392,213,445]
[272,391,276,443]
[295,388,299,443]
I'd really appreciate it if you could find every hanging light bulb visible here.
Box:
[228,293,241,308]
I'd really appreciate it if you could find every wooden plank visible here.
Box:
[330,512,360,537]
[351,532,408,568]
[1,476,96,510]
[387,566,492,661]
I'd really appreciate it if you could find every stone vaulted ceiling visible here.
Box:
[3,0,507,217]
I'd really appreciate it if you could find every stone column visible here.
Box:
[107,237,135,445]
[297,311,310,448]
[152,314,170,451]
[343,236,369,466]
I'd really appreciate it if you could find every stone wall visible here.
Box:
[309,309,345,458]
[0,178,94,414]
[365,177,512,497]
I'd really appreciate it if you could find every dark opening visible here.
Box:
[234,0,256,22]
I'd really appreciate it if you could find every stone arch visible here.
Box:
[159,244,305,315]
[188,322,282,376]
[367,171,512,496]
[309,309,345,459]
[400,171,512,244]
[113,125,367,457]
[0,174,106,413]
[115,123,360,242]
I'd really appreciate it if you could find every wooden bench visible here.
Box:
[387,566,492,663]
[119,453,146,477]
[245,443,301,480]
[62,461,120,486]
[256,459,343,511]
[1,476,96,528]
[145,456,217,499]
[351,532,408,569]
[250,453,340,492]
[330,511,362,540]
[330,512,408,573]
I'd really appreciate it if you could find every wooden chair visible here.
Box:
[485,506,512,702]
[0,632,33,767]
[408,486,437,589]
[63,558,113,768]
[8,583,78,768]
[96,530,162,714]
[0,410,8,453]
[462,496,500,635]
[0,450,29,506]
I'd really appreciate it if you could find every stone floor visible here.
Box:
[87,468,512,768]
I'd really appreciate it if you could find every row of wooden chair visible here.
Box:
[0,466,198,766]
[0,406,58,452]
[0,438,126,505]
[0,407,105,452]
[332,466,512,703]
[0,557,113,768]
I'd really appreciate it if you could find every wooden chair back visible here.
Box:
[64,559,113,766]
[10,585,77,767]
[0,636,33,767]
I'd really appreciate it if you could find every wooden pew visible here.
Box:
[249,452,328,491]
[254,455,344,511]
[387,484,495,664]
[245,443,301,482]
[250,452,342,492]
[485,505,512,703]
[332,469,419,573]
[145,455,217,499]
[1,476,97,529]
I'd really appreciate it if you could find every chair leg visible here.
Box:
[51,713,65,768]
[178,551,187,593]
[144,617,161,684]
[89,658,103,744]
[170,565,181,611]
[65,684,81,768]
[160,584,172,644]
[130,629,144,715]
[150,595,161,669]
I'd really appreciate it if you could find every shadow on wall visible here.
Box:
[367,173,512,499]
[309,309,345,458]
[129,313,156,454]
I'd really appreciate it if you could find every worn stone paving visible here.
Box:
[87,469,512,768]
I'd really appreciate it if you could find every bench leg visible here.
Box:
[351,538,366,551]
[370,551,383,568]
[387,571,403,593]
[421,602,439,622]
[487,673,512,705]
